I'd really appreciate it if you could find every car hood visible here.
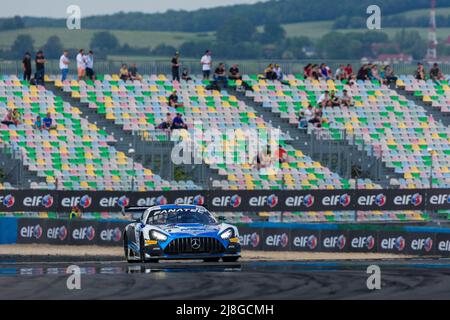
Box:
[157,223,222,235]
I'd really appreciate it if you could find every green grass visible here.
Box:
[0,27,214,51]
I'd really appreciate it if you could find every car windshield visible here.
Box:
[147,208,217,225]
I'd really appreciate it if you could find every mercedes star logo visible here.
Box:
[191,238,201,250]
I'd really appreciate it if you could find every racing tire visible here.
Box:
[222,256,240,263]
[139,233,146,263]
[124,233,138,263]
[203,258,220,263]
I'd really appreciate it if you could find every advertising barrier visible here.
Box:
[0,188,448,212]
[7,218,450,257]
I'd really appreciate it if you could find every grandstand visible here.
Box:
[0,70,448,223]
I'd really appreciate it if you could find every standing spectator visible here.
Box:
[85,51,95,81]
[200,50,212,80]
[35,51,46,86]
[129,63,142,81]
[171,113,188,130]
[415,63,426,80]
[171,52,180,82]
[228,64,242,80]
[22,52,32,82]
[213,63,228,87]
[182,68,192,82]
[43,112,56,130]
[76,49,86,81]
[59,50,70,82]
[119,64,129,81]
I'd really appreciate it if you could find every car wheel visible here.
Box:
[139,233,147,263]
[222,257,239,263]
[203,258,220,262]
[124,233,137,263]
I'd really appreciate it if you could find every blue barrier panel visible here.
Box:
[0,218,17,244]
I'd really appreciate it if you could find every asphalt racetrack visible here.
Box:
[1,256,450,299]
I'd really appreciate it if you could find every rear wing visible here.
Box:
[122,206,150,220]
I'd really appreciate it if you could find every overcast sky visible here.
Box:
[1,0,266,18]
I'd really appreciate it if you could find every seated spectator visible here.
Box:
[119,64,129,81]
[33,115,43,130]
[42,112,56,130]
[415,63,426,80]
[303,64,312,79]
[348,74,357,86]
[298,104,314,128]
[382,65,398,85]
[167,90,184,108]
[317,90,330,108]
[329,90,341,107]
[2,109,16,126]
[340,89,353,107]
[263,64,277,80]
[171,113,187,130]
[310,64,322,80]
[429,63,445,83]
[182,68,192,81]
[214,63,228,86]
[335,65,348,81]
[157,113,173,130]
[228,64,242,80]
[275,145,287,164]
[129,63,142,81]
[11,109,21,125]
[274,64,283,81]
[369,64,383,83]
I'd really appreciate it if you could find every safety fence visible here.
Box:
[0,188,449,213]
[2,218,450,256]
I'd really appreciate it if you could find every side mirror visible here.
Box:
[218,216,226,222]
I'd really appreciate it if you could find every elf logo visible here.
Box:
[394,193,423,206]
[47,226,68,241]
[72,226,96,241]
[2,194,15,208]
[351,236,375,250]
[285,194,314,207]
[438,240,450,252]
[357,194,386,207]
[239,232,260,248]
[293,235,318,249]
[100,227,122,242]
[249,194,278,208]
[212,195,241,208]
[322,194,351,207]
[23,195,54,208]
[20,225,43,239]
[61,195,92,208]
[137,196,167,206]
[323,235,346,249]
[429,194,450,205]
[100,196,129,207]
[265,233,289,247]
[381,236,405,251]
[411,237,433,252]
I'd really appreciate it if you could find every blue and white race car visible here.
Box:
[123,204,241,263]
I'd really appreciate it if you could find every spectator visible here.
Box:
[369,64,383,83]
[298,104,314,129]
[356,64,370,81]
[76,49,86,81]
[264,64,277,80]
[214,63,228,87]
[59,50,70,82]
[310,64,321,80]
[303,64,312,79]
[171,113,187,130]
[429,63,444,83]
[168,90,184,108]
[200,50,212,80]
[22,52,32,82]
[348,74,357,86]
[42,112,56,130]
[2,109,16,126]
[35,51,46,86]
[274,64,283,81]
[33,115,43,130]
[69,206,82,219]
[181,68,192,82]
[275,145,287,164]
[335,65,348,81]
[317,90,330,108]
[129,63,142,81]
[320,63,331,80]
[415,63,426,81]
[119,64,129,81]
[340,89,353,107]
[171,52,180,82]
[329,90,341,107]
[157,113,173,130]
[382,65,397,85]
[228,64,242,80]
[85,50,95,80]
[345,64,353,76]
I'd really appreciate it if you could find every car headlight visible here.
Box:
[220,228,234,240]
[150,230,168,242]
